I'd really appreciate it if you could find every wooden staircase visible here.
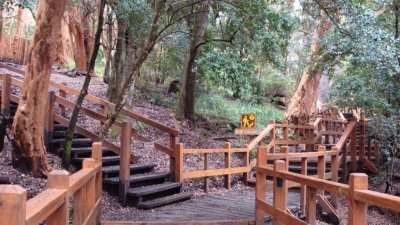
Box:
[6,94,192,209]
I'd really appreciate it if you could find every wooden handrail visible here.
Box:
[26,189,66,225]
[0,63,179,136]
[247,124,274,150]
[0,143,103,225]
[333,121,356,151]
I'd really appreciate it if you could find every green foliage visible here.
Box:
[321,0,399,187]
[197,48,255,100]
[133,121,147,131]
[196,93,283,130]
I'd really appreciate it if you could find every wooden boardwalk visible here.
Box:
[103,189,300,224]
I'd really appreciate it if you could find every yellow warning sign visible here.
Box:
[241,114,256,128]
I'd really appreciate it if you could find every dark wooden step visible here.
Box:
[127,182,182,198]
[53,124,68,131]
[51,138,93,147]
[51,131,84,139]
[137,192,192,209]
[103,172,170,187]
[102,163,156,177]
[72,155,120,166]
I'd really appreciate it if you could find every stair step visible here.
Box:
[127,182,182,198]
[73,156,120,165]
[51,131,83,138]
[53,124,68,131]
[103,172,170,186]
[69,147,113,155]
[51,138,93,146]
[137,192,192,209]
[102,163,156,176]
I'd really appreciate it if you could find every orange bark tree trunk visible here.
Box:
[285,20,329,125]
[12,0,68,177]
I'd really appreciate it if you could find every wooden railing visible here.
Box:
[255,156,400,224]
[0,143,103,225]
[0,65,180,181]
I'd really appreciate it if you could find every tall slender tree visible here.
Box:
[177,0,210,122]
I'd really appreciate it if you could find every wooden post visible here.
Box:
[243,144,249,185]
[59,84,67,116]
[175,143,184,182]
[306,186,317,225]
[269,119,276,153]
[350,118,357,171]
[204,153,209,192]
[317,116,322,143]
[324,120,329,144]
[317,146,326,195]
[342,143,348,183]
[255,146,267,225]
[83,159,96,218]
[300,157,308,215]
[1,74,11,116]
[282,120,288,141]
[273,160,287,225]
[0,74,11,151]
[224,142,231,190]
[45,91,56,151]
[170,134,178,181]
[119,122,131,206]
[359,119,366,161]
[348,173,368,225]
[47,170,70,225]
[0,185,26,225]
[280,146,289,169]
[91,142,103,224]
[331,148,339,208]
[332,121,337,143]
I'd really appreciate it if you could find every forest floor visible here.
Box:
[0,63,399,224]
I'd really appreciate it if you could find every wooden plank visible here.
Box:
[183,167,249,179]
[247,124,274,150]
[316,194,339,224]
[275,124,314,129]
[26,189,66,225]
[69,168,93,194]
[0,185,26,225]
[82,198,102,225]
[334,121,356,151]
[120,122,132,206]
[354,189,400,212]
[257,166,349,195]
[255,147,267,224]
[154,143,174,157]
[47,170,70,225]
[348,174,368,225]
[224,142,231,190]
[184,148,247,154]
[274,140,314,145]
[256,199,307,225]
[305,187,316,225]
[273,160,287,225]
[175,143,184,182]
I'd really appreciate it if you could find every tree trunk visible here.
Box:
[177,0,210,122]
[63,0,106,169]
[100,1,165,139]
[11,0,68,177]
[285,20,328,125]
[66,8,89,71]
[103,7,113,84]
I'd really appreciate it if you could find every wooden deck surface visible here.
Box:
[103,189,301,224]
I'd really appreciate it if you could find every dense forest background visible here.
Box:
[0,0,399,181]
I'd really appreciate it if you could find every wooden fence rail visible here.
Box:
[0,64,180,181]
[0,143,103,225]
[255,145,400,225]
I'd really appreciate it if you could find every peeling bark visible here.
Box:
[285,20,328,125]
[12,0,68,177]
